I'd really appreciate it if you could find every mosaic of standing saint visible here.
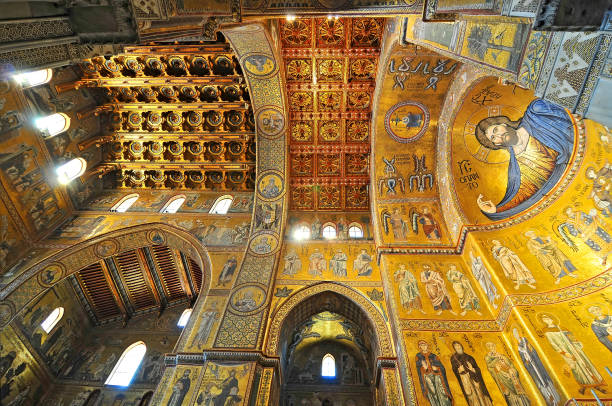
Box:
[452,77,578,224]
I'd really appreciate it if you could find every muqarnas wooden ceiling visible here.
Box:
[71,42,255,193]
[281,17,383,211]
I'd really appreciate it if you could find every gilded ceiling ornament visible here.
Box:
[286,59,312,82]
[346,153,369,174]
[346,185,368,208]
[189,56,210,75]
[281,20,312,47]
[346,120,369,142]
[349,58,376,80]
[319,121,341,142]
[317,59,344,82]
[291,122,313,142]
[318,18,345,47]
[201,85,219,102]
[351,18,382,48]
[319,185,341,208]
[317,91,341,111]
[347,91,371,110]
[291,154,314,176]
[291,186,314,209]
[211,55,234,75]
[318,154,341,175]
[290,91,314,111]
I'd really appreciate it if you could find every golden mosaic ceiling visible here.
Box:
[281,17,384,211]
[73,43,255,192]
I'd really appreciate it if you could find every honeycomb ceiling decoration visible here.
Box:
[281,17,383,211]
[75,43,256,192]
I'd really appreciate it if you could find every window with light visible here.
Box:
[40,307,64,333]
[209,195,233,214]
[177,308,192,327]
[13,68,52,87]
[293,225,311,240]
[322,224,337,239]
[321,354,336,378]
[35,113,70,138]
[105,341,147,387]
[56,158,86,184]
[161,196,186,213]
[348,224,363,239]
[111,194,139,212]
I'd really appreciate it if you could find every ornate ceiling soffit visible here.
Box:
[71,43,255,192]
[282,17,384,212]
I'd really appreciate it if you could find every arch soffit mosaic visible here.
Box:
[0,223,213,327]
[265,282,394,359]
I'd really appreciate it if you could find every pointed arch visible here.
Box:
[209,195,233,214]
[111,193,139,212]
[105,341,147,386]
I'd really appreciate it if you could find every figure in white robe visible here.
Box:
[491,240,536,290]
[283,250,302,276]
[469,251,500,308]
[394,264,424,314]
[329,250,348,277]
[539,314,606,394]
[446,265,481,316]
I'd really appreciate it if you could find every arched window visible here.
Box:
[160,195,186,213]
[56,158,86,184]
[35,113,70,138]
[293,224,311,240]
[105,341,147,386]
[40,307,64,333]
[321,354,335,377]
[322,224,337,239]
[13,68,52,87]
[209,195,233,214]
[348,224,364,239]
[177,308,192,327]
[111,194,139,212]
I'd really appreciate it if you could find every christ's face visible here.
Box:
[485,124,518,147]
[589,306,602,317]
[419,342,429,353]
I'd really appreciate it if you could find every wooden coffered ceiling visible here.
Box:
[68,245,202,325]
[281,17,383,211]
[65,42,255,192]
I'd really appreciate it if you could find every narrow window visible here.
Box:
[348,224,363,239]
[13,68,52,87]
[321,354,335,377]
[111,194,139,213]
[40,307,64,333]
[322,224,337,239]
[56,158,86,184]
[160,195,186,214]
[35,113,70,138]
[209,195,233,214]
[293,224,311,240]
[177,308,192,327]
[105,341,147,387]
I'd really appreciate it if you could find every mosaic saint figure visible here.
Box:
[539,313,606,394]
[558,207,611,265]
[282,250,302,276]
[513,328,560,406]
[166,369,191,406]
[450,341,493,406]
[381,207,407,240]
[474,99,575,220]
[484,342,531,406]
[524,231,577,284]
[308,249,325,276]
[394,264,424,314]
[420,265,456,315]
[329,249,348,277]
[252,237,271,254]
[191,302,219,349]
[353,249,373,277]
[490,240,536,290]
[469,251,499,308]
[311,217,322,240]
[212,370,241,406]
[446,265,481,316]
[586,164,612,216]
[415,341,453,406]
[587,305,612,352]
[261,177,279,198]
[217,257,238,287]
[419,207,441,240]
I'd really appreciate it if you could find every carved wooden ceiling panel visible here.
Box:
[69,245,201,325]
[281,17,383,211]
[70,43,255,192]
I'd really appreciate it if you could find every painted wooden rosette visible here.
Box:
[126,112,143,130]
[187,171,205,188]
[119,87,136,102]
[81,60,97,74]
[189,56,209,75]
[207,171,225,185]
[145,57,163,74]
[159,86,178,101]
[148,170,165,187]
[221,85,241,101]
[125,57,143,74]
[146,112,163,131]
[147,141,164,158]
[212,55,234,75]
[205,110,223,130]
[167,141,184,160]
[167,171,185,187]
[225,110,244,130]
[227,171,245,184]
[186,142,203,159]
[201,85,219,102]
[166,111,183,130]
[139,87,157,101]
[127,141,144,159]
[180,86,198,101]
[103,58,120,75]
[186,111,202,130]
[109,142,124,159]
